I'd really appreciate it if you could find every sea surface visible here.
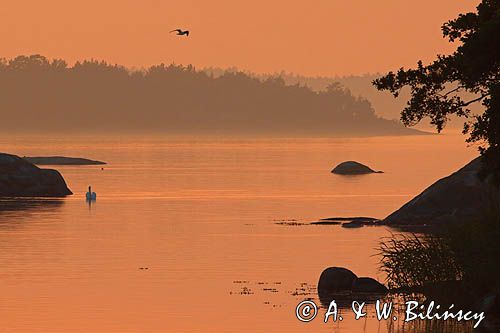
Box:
[0,133,479,332]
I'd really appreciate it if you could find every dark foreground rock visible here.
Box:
[318,267,388,306]
[331,161,383,175]
[24,156,106,165]
[352,277,388,293]
[318,267,358,293]
[0,153,72,197]
[384,157,495,225]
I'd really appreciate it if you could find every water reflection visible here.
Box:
[0,198,65,226]
[0,135,481,332]
[86,197,95,211]
[319,290,388,309]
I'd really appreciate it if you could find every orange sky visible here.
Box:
[1,0,479,76]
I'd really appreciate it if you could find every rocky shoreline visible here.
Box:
[0,153,72,197]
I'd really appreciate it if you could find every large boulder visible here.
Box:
[0,153,72,197]
[351,277,388,294]
[318,267,358,293]
[317,267,388,306]
[384,157,495,225]
[331,161,382,175]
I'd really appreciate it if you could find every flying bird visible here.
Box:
[170,29,190,36]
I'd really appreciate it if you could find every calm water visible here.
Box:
[0,134,478,332]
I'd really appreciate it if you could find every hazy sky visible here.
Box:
[1,0,479,76]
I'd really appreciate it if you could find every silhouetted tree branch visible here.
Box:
[373,0,500,177]
[462,94,490,107]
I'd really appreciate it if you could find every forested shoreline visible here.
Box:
[0,55,423,135]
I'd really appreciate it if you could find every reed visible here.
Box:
[379,233,461,290]
[379,203,500,293]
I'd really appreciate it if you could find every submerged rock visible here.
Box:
[384,157,495,225]
[310,220,342,225]
[312,217,383,227]
[24,156,106,165]
[331,161,382,175]
[0,153,72,197]
[341,221,364,228]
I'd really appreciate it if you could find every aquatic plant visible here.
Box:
[379,233,460,290]
[379,204,500,294]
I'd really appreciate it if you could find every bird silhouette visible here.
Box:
[170,29,190,36]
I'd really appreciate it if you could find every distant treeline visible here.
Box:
[204,67,407,121]
[0,55,423,135]
[205,67,475,129]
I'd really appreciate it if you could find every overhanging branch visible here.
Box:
[462,94,490,107]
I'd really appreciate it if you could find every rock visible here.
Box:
[341,222,363,228]
[310,220,342,225]
[320,217,379,222]
[351,277,388,294]
[317,267,388,307]
[384,157,495,225]
[318,267,358,293]
[312,217,383,226]
[331,161,382,175]
[23,156,106,165]
[0,153,72,197]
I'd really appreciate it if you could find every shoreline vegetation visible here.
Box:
[378,205,500,318]
[0,54,427,136]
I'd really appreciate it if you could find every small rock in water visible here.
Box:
[312,217,382,226]
[331,161,383,175]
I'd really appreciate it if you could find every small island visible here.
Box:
[23,156,106,165]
